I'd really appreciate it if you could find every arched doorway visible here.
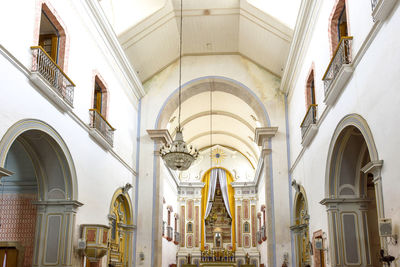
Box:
[0,119,79,267]
[322,114,383,266]
[290,187,311,267]
[108,187,134,267]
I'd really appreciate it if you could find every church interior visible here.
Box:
[0,0,399,266]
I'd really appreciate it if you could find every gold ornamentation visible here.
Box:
[211,148,226,164]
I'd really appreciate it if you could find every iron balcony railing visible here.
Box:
[371,0,378,12]
[31,46,75,106]
[300,104,317,138]
[322,36,353,95]
[89,109,115,146]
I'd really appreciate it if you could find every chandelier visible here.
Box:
[160,0,198,171]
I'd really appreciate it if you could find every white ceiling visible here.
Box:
[115,0,295,82]
[167,90,261,168]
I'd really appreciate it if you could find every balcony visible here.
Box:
[322,37,354,106]
[300,104,318,147]
[371,0,397,22]
[89,109,115,148]
[30,46,75,111]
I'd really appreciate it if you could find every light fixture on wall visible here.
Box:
[160,0,198,171]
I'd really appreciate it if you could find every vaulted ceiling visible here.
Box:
[113,0,296,82]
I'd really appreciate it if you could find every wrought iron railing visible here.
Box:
[89,109,115,146]
[371,0,378,12]
[166,226,173,241]
[322,37,353,95]
[300,104,317,138]
[30,46,75,106]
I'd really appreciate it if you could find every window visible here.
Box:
[329,0,349,55]
[39,12,59,63]
[93,76,108,117]
[306,70,316,108]
[37,3,68,70]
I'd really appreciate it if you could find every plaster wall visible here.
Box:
[256,169,268,266]
[0,0,139,167]
[286,1,400,266]
[0,1,141,265]
[139,54,291,266]
[161,164,179,267]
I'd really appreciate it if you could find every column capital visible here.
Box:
[361,160,383,177]
[254,127,278,146]
[147,129,173,144]
[0,167,13,179]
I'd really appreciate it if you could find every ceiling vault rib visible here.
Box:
[186,130,258,160]
[170,110,255,137]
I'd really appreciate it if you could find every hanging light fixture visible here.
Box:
[160,0,198,171]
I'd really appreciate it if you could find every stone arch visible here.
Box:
[323,114,383,266]
[325,114,379,198]
[0,119,81,266]
[155,76,271,129]
[0,119,77,200]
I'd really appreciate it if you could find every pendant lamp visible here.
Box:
[160,0,198,171]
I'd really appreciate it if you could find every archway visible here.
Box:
[291,187,311,267]
[151,76,275,267]
[108,187,134,267]
[0,119,80,267]
[322,114,383,266]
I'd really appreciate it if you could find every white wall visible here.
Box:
[286,1,400,266]
[0,0,141,265]
[161,164,179,267]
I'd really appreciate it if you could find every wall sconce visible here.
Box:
[291,179,300,193]
[139,251,145,262]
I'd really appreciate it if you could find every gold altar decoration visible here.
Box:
[201,167,236,251]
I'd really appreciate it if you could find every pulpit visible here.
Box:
[81,224,110,267]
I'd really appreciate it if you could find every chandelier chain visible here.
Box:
[210,84,213,169]
[178,0,183,130]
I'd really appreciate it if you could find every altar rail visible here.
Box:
[201,250,236,262]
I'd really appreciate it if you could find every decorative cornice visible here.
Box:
[231,181,256,188]
[361,160,383,174]
[0,167,14,178]
[254,127,278,146]
[82,0,145,99]
[280,0,320,95]
[147,129,173,144]
[178,182,205,189]
[320,197,370,205]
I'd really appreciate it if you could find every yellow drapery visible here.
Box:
[201,167,236,251]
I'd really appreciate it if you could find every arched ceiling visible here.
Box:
[100,0,300,82]
[166,89,262,168]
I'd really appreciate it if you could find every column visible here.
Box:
[254,127,278,267]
